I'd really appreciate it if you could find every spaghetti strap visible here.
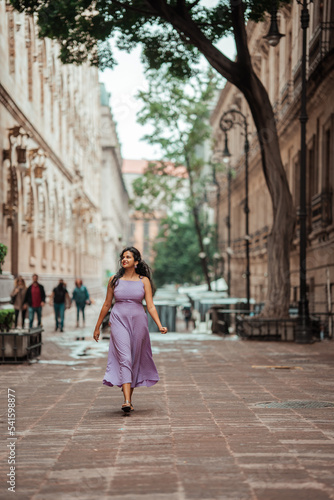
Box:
[139,275,143,280]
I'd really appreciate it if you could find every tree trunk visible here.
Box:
[156,5,296,317]
[192,204,212,291]
[239,72,296,317]
[187,160,212,291]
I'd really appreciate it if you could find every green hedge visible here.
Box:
[0,243,7,274]
[0,309,15,332]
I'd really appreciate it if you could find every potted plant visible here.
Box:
[0,309,15,332]
[0,243,7,274]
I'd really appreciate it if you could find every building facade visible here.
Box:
[100,83,129,280]
[210,1,334,312]
[0,2,128,300]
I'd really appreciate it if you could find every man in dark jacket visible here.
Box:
[51,279,69,332]
[24,274,46,328]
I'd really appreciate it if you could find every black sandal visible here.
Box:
[121,400,131,413]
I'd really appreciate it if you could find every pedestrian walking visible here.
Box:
[24,274,46,328]
[72,279,90,327]
[93,246,167,413]
[51,279,70,332]
[10,276,27,328]
[183,306,192,330]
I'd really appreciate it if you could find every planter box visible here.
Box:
[0,327,43,363]
[237,317,297,341]
[236,316,321,341]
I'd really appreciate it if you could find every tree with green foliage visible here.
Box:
[153,214,215,288]
[132,68,218,290]
[0,309,15,332]
[0,244,8,274]
[11,0,295,317]
[129,160,186,215]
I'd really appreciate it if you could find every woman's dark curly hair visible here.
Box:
[110,247,154,290]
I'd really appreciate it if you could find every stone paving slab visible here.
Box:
[0,301,334,499]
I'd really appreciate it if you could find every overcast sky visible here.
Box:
[99,31,235,161]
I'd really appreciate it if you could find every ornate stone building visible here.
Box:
[210,1,334,312]
[0,2,128,299]
[100,83,129,279]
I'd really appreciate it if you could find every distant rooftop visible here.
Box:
[122,158,187,177]
[122,159,149,174]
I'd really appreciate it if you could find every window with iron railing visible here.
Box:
[307,135,318,201]
[311,191,332,229]
[323,126,333,191]
[309,22,334,75]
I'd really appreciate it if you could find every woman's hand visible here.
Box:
[93,329,100,342]
[159,326,168,334]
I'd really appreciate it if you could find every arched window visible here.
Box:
[50,54,56,133]
[25,18,33,102]
[39,40,47,117]
[37,187,46,237]
[30,235,35,259]
[59,74,64,150]
[26,185,34,234]
[8,8,15,74]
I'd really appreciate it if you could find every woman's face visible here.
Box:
[121,251,137,269]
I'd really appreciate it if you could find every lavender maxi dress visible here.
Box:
[102,278,159,388]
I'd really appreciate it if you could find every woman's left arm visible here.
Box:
[143,278,167,334]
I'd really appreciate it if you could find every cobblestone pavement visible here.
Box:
[1,300,334,500]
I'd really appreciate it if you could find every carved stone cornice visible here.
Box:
[0,83,73,182]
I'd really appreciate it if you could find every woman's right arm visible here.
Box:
[93,278,114,342]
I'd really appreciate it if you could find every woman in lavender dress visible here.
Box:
[93,247,167,413]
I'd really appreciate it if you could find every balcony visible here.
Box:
[311,191,332,229]
[229,225,269,257]
[292,22,334,98]
[294,191,332,241]
[293,191,332,243]
[309,22,334,76]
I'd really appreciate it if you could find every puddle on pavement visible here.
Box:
[150,332,222,342]
[37,360,86,366]
[71,366,100,370]
[48,330,227,361]
[58,378,98,383]
[49,335,109,360]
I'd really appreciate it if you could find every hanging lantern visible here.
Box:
[263,4,285,47]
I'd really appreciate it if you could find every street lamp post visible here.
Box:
[296,0,312,342]
[212,163,221,290]
[227,166,232,297]
[264,1,312,342]
[220,109,250,310]
[221,132,232,296]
